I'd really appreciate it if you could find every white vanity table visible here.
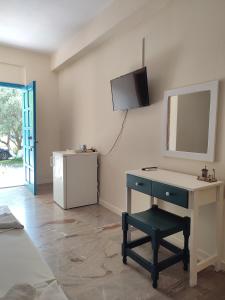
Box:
[126,168,224,287]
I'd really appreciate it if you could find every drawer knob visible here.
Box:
[135,182,143,186]
[165,192,170,196]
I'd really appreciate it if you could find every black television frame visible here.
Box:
[110,66,150,111]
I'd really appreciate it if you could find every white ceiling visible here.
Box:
[0,0,113,53]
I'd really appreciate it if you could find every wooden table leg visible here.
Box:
[154,197,158,206]
[189,192,198,287]
[215,184,224,271]
[126,187,131,241]
[150,196,154,208]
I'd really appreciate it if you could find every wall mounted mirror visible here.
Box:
[162,81,219,161]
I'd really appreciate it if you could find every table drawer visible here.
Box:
[127,175,151,195]
[152,181,188,208]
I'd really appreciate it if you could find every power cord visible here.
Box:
[102,110,128,156]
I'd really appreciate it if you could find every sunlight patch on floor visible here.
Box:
[0,166,24,188]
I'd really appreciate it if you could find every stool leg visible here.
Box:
[183,217,190,271]
[151,230,160,288]
[122,213,128,264]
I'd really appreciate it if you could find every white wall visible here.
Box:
[0,45,60,184]
[0,62,25,84]
[51,0,150,70]
[56,0,225,259]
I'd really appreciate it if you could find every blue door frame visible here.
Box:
[0,81,37,194]
[0,81,25,89]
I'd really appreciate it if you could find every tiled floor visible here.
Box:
[0,185,225,300]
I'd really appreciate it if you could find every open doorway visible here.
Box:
[0,81,37,194]
[0,85,24,188]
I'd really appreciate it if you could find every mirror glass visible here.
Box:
[167,91,210,153]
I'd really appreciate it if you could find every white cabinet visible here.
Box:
[53,151,98,209]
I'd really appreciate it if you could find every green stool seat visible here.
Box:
[122,205,190,288]
[128,207,186,237]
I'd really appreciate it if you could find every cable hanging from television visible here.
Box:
[102,110,128,156]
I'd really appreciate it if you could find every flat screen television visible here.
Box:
[110,67,150,111]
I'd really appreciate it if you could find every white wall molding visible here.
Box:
[99,198,122,216]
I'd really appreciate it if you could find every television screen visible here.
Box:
[110,67,150,111]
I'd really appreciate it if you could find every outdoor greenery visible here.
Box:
[0,157,23,168]
[0,87,23,154]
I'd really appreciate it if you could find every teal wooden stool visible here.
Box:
[122,205,190,288]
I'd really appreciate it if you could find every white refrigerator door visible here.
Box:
[66,154,97,208]
[53,153,66,208]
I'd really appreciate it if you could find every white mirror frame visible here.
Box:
[162,80,219,162]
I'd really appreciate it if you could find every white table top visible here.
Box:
[126,169,223,191]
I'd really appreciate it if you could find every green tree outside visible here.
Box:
[0,87,22,154]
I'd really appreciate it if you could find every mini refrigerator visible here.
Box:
[53,151,98,209]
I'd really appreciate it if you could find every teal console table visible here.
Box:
[126,168,224,287]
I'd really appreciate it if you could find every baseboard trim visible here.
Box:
[165,235,208,260]
[37,173,53,184]
[37,182,53,187]
[99,198,122,216]
[165,235,183,252]
[166,235,225,269]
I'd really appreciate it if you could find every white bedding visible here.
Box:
[0,206,69,300]
[0,229,55,297]
[36,281,68,300]
[0,206,23,230]
[0,281,68,300]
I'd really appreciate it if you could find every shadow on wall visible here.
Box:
[148,44,184,105]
